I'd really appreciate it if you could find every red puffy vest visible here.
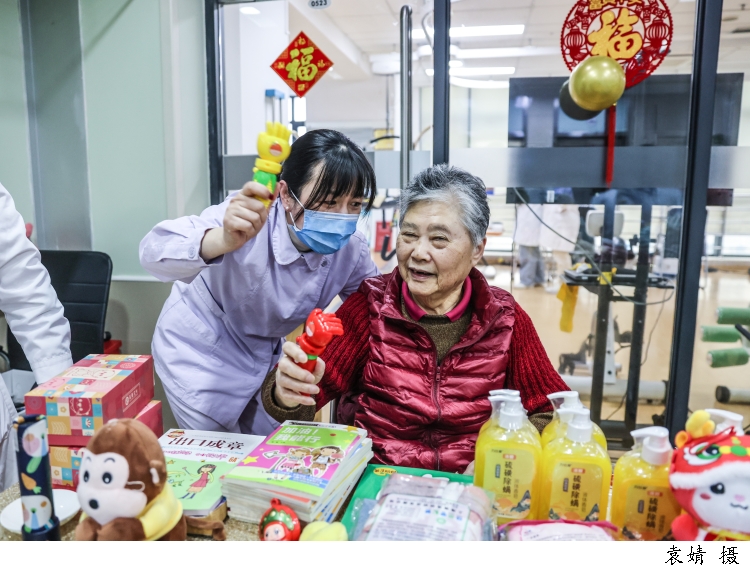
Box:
[343,268,516,473]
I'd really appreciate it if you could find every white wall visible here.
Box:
[223,1,292,156]
[306,74,389,144]
[0,0,34,224]
[305,74,396,149]
[79,0,209,278]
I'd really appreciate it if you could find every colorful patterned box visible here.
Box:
[25,354,155,446]
[133,400,164,439]
[50,400,164,490]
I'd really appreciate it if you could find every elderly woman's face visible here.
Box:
[397,200,484,304]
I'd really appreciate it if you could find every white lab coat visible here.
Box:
[513,204,543,247]
[539,204,581,254]
[0,380,17,491]
[0,183,73,490]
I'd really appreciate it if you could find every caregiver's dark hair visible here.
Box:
[280,129,376,218]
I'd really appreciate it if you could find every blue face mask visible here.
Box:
[287,193,360,255]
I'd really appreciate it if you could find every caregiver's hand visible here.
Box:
[200,181,274,261]
[275,341,325,409]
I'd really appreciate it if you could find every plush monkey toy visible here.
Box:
[75,418,225,541]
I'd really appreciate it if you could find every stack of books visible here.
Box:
[158,429,263,517]
[222,421,372,523]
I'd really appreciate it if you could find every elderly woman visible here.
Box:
[260,165,569,473]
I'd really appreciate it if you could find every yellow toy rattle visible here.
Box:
[254,122,292,207]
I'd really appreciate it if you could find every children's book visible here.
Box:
[223,420,370,502]
[158,429,263,516]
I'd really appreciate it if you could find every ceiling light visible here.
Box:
[451,66,514,76]
[413,24,524,41]
[416,44,460,57]
[426,67,514,77]
[240,6,260,15]
[417,45,558,59]
[450,77,509,89]
[459,46,560,59]
[452,25,524,38]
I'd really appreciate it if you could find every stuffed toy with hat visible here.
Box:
[259,499,301,541]
[75,418,225,541]
[669,410,750,541]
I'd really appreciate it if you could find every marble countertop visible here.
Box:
[0,484,259,541]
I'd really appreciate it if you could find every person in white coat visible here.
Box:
[539,199,581,292]
[0,183,73,491]
[513,204,545,288]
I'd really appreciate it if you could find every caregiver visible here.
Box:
[139,129,378,434]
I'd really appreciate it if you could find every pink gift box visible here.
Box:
[50,400,164,490]
[25,354,155,446]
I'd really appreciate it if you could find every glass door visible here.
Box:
[433,0,708,447]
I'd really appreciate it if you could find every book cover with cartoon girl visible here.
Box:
[158,429,263,516]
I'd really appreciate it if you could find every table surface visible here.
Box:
[0,484,259,541]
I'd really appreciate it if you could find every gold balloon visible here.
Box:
[569,56,626,112]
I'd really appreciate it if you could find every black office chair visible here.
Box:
[5,250,113,371]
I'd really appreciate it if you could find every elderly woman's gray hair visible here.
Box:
[399,164,490,247]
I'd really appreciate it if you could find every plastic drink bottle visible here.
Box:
[541,391,608,450]
[474,399,543,524]
[610,428,680,540]
[539,408,612,522]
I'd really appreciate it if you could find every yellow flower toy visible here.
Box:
[254,122,292,206]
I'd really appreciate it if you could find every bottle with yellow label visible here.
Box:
[474,398,542,524]
[478,393,505,436]
[705,408,745,436]
[616,427,668,472]
[610,428,679,540]
[541,391,608,451]
[480,392,541,446]
[539,408,612,522]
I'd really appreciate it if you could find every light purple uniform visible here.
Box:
[139,196,378,434]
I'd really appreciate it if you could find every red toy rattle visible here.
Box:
[295,309,343,396]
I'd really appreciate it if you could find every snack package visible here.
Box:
[353,474,495,541]
[498,519,618,541]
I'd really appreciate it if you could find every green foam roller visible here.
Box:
[716,307,750,325]
[707,348,750,368]
[701,325,741,343]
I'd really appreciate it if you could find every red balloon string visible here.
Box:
[605,105,617,187]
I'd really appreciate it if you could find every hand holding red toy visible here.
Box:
[274,309,344,408]
[295,309,344,373]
